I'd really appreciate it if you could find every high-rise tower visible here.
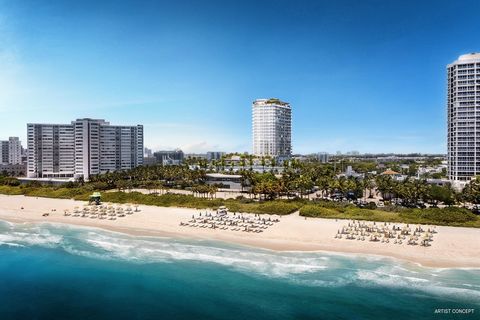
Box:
[447,53,480,181]
[252,98,292,158]
[27,118,143,180]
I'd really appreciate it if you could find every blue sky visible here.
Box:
[0,0,479,154]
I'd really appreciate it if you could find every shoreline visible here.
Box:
[0,194,479,268]
[5,217,479,272]
[0,217,452,271]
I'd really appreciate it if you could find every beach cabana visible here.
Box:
[89,192,102,205]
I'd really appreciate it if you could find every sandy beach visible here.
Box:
[0,194,479,268]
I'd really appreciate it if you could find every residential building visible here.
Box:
[27,123,75,179]
[447,53,480,182]
[8,137,22,164]
[144,147,153,158]
[0,140,8,164]
[27,118,143,180]
[206,151,225,161]
[154,149,184,165]
[316,152,329,163]
[0,137,23,165]
[252,98,292,158]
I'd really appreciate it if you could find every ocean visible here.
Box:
[0,219,478,320]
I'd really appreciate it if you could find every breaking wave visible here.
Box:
[0,219,479,302]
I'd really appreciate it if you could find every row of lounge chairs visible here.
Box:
[180,211,280,233]
[334,220,436,247]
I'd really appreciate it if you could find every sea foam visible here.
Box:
[1,219,479,302]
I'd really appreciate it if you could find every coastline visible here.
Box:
[1,194,479,269]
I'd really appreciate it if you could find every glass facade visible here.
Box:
[252,99,292,157]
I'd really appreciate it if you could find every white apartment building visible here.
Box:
[0,137,23,165]
[27,118,143,180]
[8,137,22,164]
[252,98,292,157]
[447,53,480,182]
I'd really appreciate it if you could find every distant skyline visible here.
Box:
[0,0,479,154]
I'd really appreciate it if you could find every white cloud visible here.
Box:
[143,121,246,153]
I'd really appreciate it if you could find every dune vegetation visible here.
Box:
[0,184,479,227]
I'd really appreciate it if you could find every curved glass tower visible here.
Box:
[252,98,292,158]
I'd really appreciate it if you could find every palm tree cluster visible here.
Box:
[191,184,218,199]
[86,165,206,191]
[459,177,480,205]
[239,165,459,207]
[23,159,480,208]
[374,175,455,206]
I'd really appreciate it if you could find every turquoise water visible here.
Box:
[0,220,478,320]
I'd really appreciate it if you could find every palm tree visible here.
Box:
[152,180,163,195]
[115,180,127,192]
[397,178,428,206]
[375,175,397,200]
[315,176,330,199]
[460,177,480,205]
[220,158,226,172]
[363,175,375,199]
[270,158,276,172]
[209,185,218,199]
[292,174,313,199]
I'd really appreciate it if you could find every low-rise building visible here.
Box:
[0,163,27,177]
[17,177,75,186]
[185,153,208,160]
[205,173,247,191]
[381,169,407,181]
[337,166,364,179]
[143,157,158,166]
[426,178,451,186]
